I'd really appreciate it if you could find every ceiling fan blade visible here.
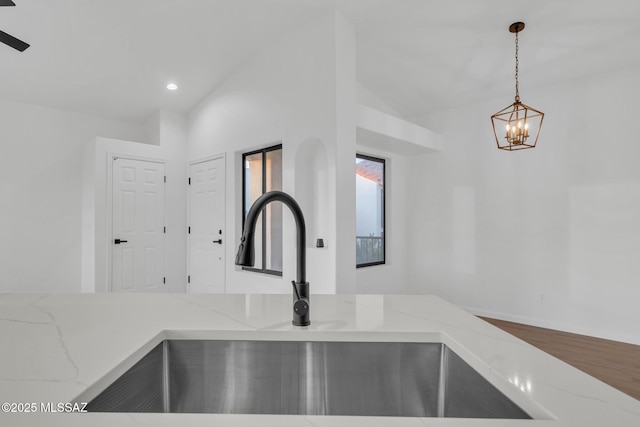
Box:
[0,0,16,6]
[0,30,29,51]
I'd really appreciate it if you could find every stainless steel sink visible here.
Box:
[86,340,531,418]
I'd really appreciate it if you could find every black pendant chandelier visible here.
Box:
[491,22,544,151]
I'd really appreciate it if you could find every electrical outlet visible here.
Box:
[538,293,546,303]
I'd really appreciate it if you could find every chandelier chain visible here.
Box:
[514,30,520,102]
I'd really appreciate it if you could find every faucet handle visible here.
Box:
[291,280,301,300]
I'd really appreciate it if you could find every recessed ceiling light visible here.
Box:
[166,83,178,91]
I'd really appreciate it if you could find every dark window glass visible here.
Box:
[242,144,283,275]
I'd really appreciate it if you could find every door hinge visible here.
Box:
[188,177,191,185]
[188,275,191,283]
[164,175,166,183]
[163,277,166,284]
[188,226,191,234]
[164,226,166,233]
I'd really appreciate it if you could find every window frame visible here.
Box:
[241,143,283,276]
[355,153,386,268]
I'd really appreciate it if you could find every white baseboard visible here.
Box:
[461,305,640,346]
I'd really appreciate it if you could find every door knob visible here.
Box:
[114,239,128,244]
[212,239,223,244]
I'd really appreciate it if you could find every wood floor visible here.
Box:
[480,317,640,401]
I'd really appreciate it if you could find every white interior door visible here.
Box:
[189,157,225,293]
[112,158,166,293]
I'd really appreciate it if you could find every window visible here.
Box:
[355,154,385,267]
[242,144,283,275]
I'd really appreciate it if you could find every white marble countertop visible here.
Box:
[0,293,638,426]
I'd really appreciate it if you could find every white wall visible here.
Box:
[332,12,357,294]
[407,64,640,345]
[156,111,188,293]
[0,100,145,292]
[357,83,401,117]
[354,83,412,294]
[188,11,356,295]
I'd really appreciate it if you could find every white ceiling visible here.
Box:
[1,0,639,125]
